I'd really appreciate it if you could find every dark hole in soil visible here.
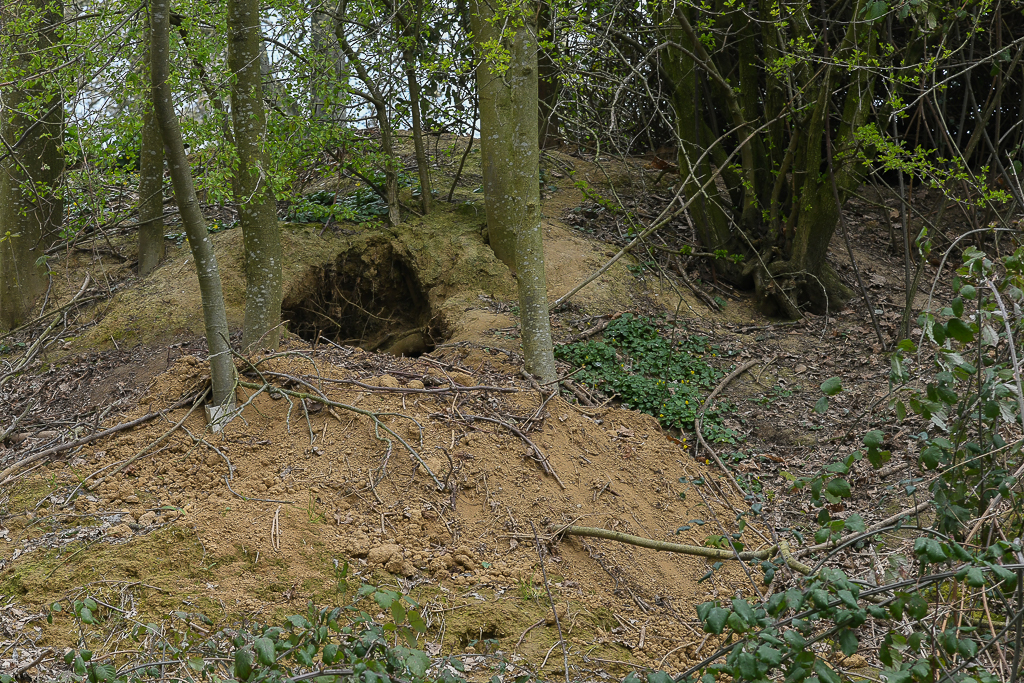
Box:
[282,243,438,356]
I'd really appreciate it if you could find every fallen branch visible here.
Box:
[0,274,91,388]
[0,399,37,443]
[694,359,762,499]
[0,389,204,485]
[794,500,932,558]
[555,525,813,575]
[317,375,519,394]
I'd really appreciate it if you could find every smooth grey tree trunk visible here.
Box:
[0,0,64,330]
[396,2,431,215]
[471,1,556,384]
[138,23,165,277]
[150,0,235,408]
[333,16,401,225]
[228,0,283,350]
[405,49,432,215]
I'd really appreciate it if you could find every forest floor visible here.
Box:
[0,139,993,680]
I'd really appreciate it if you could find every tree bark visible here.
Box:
[138,21,165,277]
[404,46,432,215]
[537,0,560,149]
[333,16,402,225]
[0,0,65,330]
[662,0,877,317]
[471,0,556,384]
[150,0,235,408]
[227,0,283,350]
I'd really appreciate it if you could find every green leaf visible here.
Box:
[837,590,859,610]
[408,609,427,633]
[813,396,829,414]
[864,0,888,19]
[826,478,851,499]
[906,593,928,620]
[287,614,311,630]
[757,644,782,666]
[951,297,964,318]
[844,514,866,533]
[957,637,978,659]
[405,649,430,677]
[704,607,729,634]
[783,630,806,649]
[254,637,276,666]
[234,649,253,681]
[964,567,985,587]
[946,318,974,343]
[814,659,841,683]
[732,598,757,626]
[863,430,884,448]
[726,610,749,633]
[838,628,859,656]
[820,377,843,396]
[187,658,205,672]
[736,652,758,680]
[391,600,406,625]
[913,537,947,564]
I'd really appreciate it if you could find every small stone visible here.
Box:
[449,372,474,386]
[377,375,400,388]
[842,655,869,669]
[106,523,133,539]
[124,495,140,504]
[407,380,425,389]
[367,543,402,566]
[138,511,157,526]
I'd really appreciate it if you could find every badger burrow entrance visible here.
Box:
[281,242,439,356]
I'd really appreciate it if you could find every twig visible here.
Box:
[0,390,204,484]
[313,375,518,394]
[694,359,760,499]
[532,522,570,683]
[224,477,291,505]
[0,398,37,443]
[0,274,91,388]
[11,648,52,676]
[793,500,932,558]
[272,505,282,552]
[513,617,546,653]
[460,413,564,489]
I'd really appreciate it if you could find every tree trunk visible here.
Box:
[228,0,283,350]
[396,1,431,215]
[0,0,64,330]
[537,0,560,149]
[311,10,345,122]
[138,22,165,277]
[663,0,876,318]
[471,1,556,384]
[405,48,432,215]
[333,17,402,225]
[150,0,235,408]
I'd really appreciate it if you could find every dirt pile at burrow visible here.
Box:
[2,343,753,675]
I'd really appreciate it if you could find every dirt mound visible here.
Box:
[1,343,749,675]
